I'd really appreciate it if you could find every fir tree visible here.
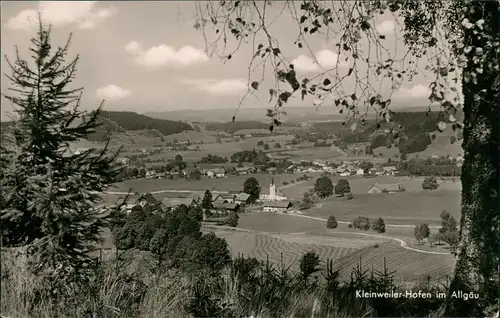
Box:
[0,21,122,290]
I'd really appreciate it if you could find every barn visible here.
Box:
[367,183,403,194]
[262,201,292,213]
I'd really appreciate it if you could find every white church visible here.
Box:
[259,178,287,202]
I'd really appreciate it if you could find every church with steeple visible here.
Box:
[260,178,287,202]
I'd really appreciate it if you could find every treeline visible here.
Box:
[96,111,192,137]
[398,158,462,176]
[199,154,228,164]
[205,120,297,134]
[231,149,270,165]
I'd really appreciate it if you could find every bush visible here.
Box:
[422,176,439,190]
[414,223,430,243]
[371,217,386,233]
[352,216,370,231]
[326,216,338,229]
[227,211,239,227]
[348,223,353,228]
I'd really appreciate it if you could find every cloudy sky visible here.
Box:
[1,1,438,121]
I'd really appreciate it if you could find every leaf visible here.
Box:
[379,34,386,39]
[257,44,263,50]
[360,20,370,31]
[272,48,281,56]
[347,68,353,76]
[351,93,357,101]
[273,119,282,126]
[269,125,274,132]
[251,81,259,90]
[278,91,292,103]
[227,54,232,60]
[323,78,331,86]
[269,89,277,102]
[369,96,376,105]
[300,16,307,24]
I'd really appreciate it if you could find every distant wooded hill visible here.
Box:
[1,110,193,143]
[313,110,464,155]
[205,120,299,134]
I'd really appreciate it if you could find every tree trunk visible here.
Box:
[445,2,499,316]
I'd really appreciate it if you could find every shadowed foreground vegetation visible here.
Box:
[1,245,451,318]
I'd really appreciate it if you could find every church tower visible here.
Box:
[269,178,276,201]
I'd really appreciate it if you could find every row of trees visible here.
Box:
[199,154,228,164]
[398,160,462,177]
[326,215,386,234]
[231,149,270,165]
[414,211,459,250]
[314,177,352,198]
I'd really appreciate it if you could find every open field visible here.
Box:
[307,190,461,226]
[206,212,455,282]
[238,212,328,233]
[271,147,345,160]
[111,172,320,193]
[280,175,461,199]
[209,228,384,271]
[332,241,455,282]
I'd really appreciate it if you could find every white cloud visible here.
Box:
[292,49,347,73]
[5,1,116,31]
[96,85,131,101]
[396,84,431,99]
[124,41,209,69]
[183,78,247,96]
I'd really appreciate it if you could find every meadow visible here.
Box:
[332,241,456,283]
[271,147,345,160]
[206,213,455,283]
[280,175,462,199]
[307,190,461,226]
[111,172,319,193]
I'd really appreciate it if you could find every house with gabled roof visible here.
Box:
[234,192,251,205]
[368,183,403,194]
[213,202,240,214]
[135,193,161,209]
[262,201,292,213]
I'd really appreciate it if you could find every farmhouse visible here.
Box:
[161,197,197,210]
[213,193,236,204]
[145,170,156,179]
[235,166,254,175]
[234,192,251,205]
[382,166,397,176]
[136,193,161,208]
[369,167,384,176]
[211,168,226,178]
[367,183,404,194]
[262,201,292,213]
[356,168,364,176]
[266,167,277,174]
[213,202,240,214]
